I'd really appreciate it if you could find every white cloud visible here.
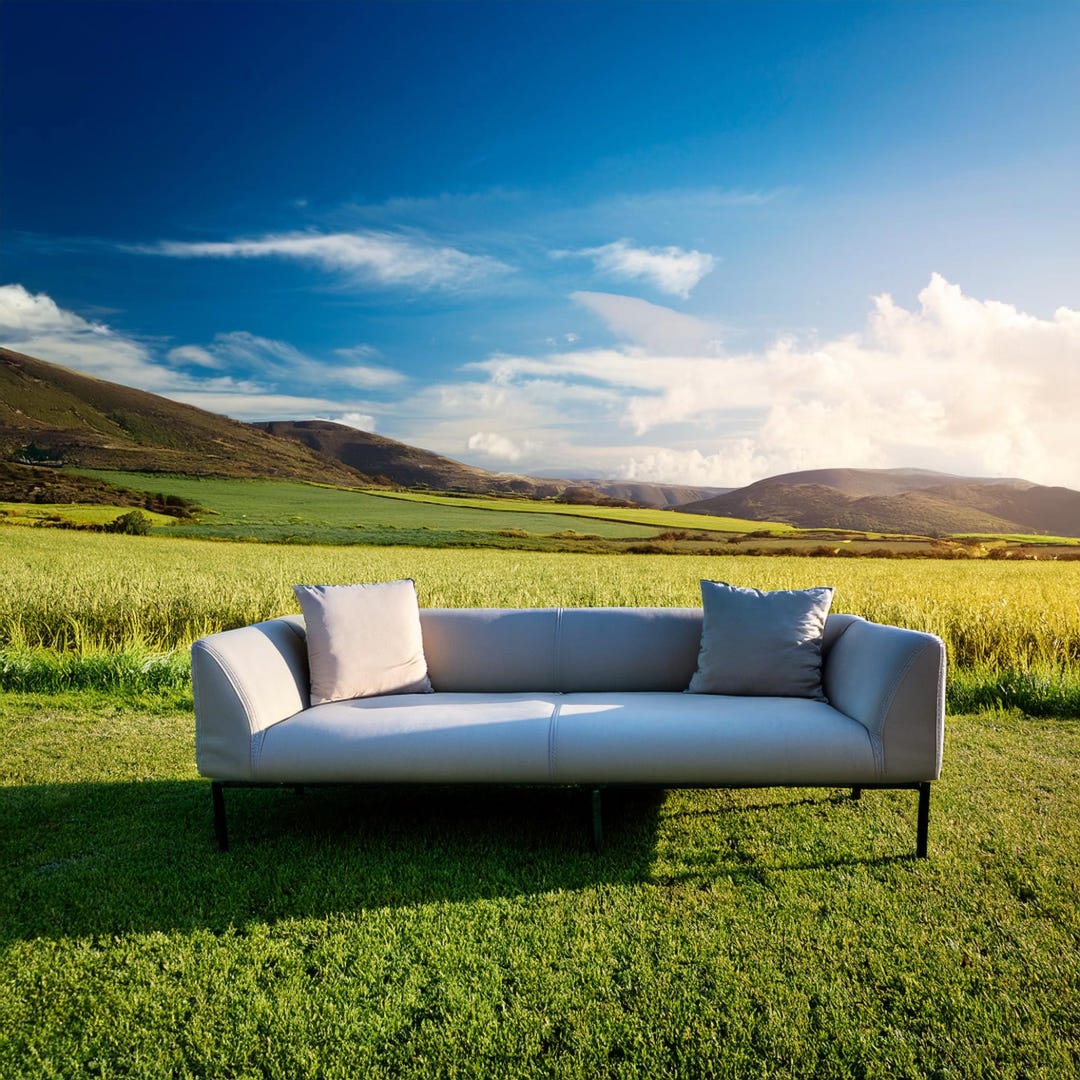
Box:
[141,230,510,291]
[559,239,715,298]
[466,431,529,462]
[0,283,176,391]
[172,330,407,393]
[167,392,359,419]
[336,412,377,432]
[0,284,403,429]
[444,276,1080,489]
[0,283,103,334]
[166,344,222,369]
[615,443,769,489]
[572,291,725,355]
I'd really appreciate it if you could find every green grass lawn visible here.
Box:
[2,691,1077,1078]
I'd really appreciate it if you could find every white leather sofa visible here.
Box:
[192,607,945,856]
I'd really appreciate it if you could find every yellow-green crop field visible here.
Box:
[0,503,175,528]
[3,528,1079,677]
[364,488,795,534]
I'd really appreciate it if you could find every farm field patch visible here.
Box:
[65,471,666,543]
[365,487,794,534]
[0,502,175,528]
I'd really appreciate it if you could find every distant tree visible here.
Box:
[105,509,152,535]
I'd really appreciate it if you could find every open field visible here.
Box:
[1,692,1077,1078]
[366,488,795,534]
[15,471,1074,559]
[0,503,175,528]
[2,528,1079,715]
[67,471,668,545]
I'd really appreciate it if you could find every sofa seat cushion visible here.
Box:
[254,693,561,783]
[253,690,880,787]
[552,693,879,785]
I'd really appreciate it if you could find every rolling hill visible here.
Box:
[576,480,731,508]
[0,347,370,489]
[0,348,617,505]
[682,468,1080,537]
[254,420,622,503]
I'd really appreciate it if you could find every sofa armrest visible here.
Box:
[192,616,310,780]
[823,618,946,781]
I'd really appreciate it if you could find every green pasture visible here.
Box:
[366,488,794,535]
[1,691,1077,1078]
[68,471,667,544]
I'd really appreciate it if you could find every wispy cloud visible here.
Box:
[555,239,715,299]
[572,291,726,355]
[0,284,403,427]
[139,229,512,291]
[168,331,407,393]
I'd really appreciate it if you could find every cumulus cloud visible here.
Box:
[141,230,510,291]
[0,282,177,391]
[615,443,769,489]
[466,431,529,462]
[453,276,1080,489]
[558,239,715,298]
[336,412,377,432]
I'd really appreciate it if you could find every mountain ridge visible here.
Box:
[3,346,1078,535]
[682,469,1080,537]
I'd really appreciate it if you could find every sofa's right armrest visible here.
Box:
[823,617,946,782]
[191,615,309,780]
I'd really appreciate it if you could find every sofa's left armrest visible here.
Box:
[192,615,309,780]
[823,617,946,782]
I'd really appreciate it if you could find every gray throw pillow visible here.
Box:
[293,580,433,705]
[687,580,834,700]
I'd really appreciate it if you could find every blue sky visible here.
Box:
[2,0,1079,488]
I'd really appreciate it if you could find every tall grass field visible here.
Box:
[2,527,1078,713]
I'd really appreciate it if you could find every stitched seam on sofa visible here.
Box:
[552,607,563,691]
[202,641,259,776]
[869,728,884,779]
[875,639,936,773]
[547,700,562,780]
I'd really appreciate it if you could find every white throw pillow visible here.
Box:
[293,580,433,705]
[687,580,834,700]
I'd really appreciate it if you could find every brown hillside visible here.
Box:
[682,467,1080,537]
[0,347,370,486]
[255,420,623,502]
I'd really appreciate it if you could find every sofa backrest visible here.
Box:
[418,608,860,693]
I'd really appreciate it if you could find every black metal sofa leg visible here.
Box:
[916,782,931,859]
[212,781,229,852]
[591,788,604,852]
